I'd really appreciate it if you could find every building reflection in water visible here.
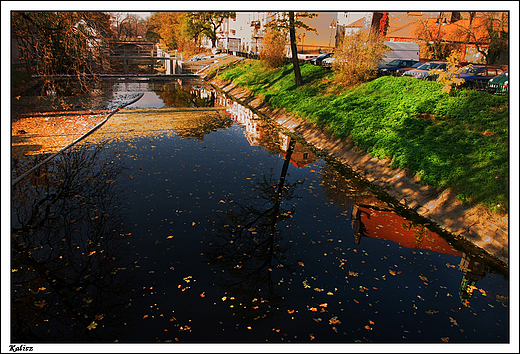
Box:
[216,94,317,168]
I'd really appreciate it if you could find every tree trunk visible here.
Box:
[289,12,303,86]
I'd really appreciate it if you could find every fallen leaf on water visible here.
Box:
[87,321,97,330]
[496,295,507,303]
[449,317,458,326]
[298,261,305,267]
[200,292,205,298]
[441,337,449,342]
[309,307,318,312]
[329,317,341,325]
[167,236,173,239]
[389,269,397,276]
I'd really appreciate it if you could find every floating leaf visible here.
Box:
[441,337,449,342]
[167,236,173,239]
[329,317,341,325]
[87,321,98,330]
[496,295,507,303]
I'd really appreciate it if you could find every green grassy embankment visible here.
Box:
[216,60,509,214]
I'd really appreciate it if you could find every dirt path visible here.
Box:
[208,77,509,267]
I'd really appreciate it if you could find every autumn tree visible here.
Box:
[12,12,112,95]
[266,12,317,86]
[332,29,391,88]
[260,25,287,68]
[111,13,147,39]
[414,14,459,60]
[148,12,201,56]
[429,50,466,94]
[454,12,508,64]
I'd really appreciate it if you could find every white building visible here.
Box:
[203,12,377,55]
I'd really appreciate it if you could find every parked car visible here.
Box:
[321,55,335,69]
[395,61,425,75]
[310,52,332,66]
[402,61,447,80]
[377,59,420,76]
[487,70,508,94]
[459,65,505,89]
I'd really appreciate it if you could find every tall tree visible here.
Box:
[266,12,317,86]
[189,12,236,48]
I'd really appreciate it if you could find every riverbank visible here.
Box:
[206,70,508,267]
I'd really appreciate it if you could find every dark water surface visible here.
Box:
[11,78,509,344]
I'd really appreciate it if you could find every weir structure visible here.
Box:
[106,40,181,75]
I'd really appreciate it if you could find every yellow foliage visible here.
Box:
[429,50,466,94]
[260,26,287,68]
[333,30,391,88]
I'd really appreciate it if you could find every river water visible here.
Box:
[11,77,509,344]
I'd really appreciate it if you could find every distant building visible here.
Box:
[201,11,508,65]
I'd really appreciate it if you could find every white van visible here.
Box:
[382,41,420,64]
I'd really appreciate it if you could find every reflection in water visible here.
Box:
[11,143,141,342]
[11,78,508,343]
[205,139,302,324]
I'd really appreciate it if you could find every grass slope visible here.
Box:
[217,60,509,213]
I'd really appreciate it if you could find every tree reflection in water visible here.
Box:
[11,142,142,342]
[205,139,303,325]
